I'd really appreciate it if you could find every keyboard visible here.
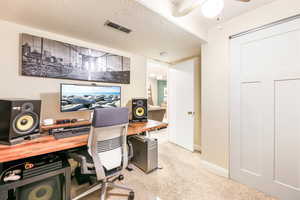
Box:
[52,127,91,139]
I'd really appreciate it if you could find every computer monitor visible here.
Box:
[60,84,121,112]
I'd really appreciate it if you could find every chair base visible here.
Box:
[73,178,134,200]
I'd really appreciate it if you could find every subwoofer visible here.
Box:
[132,98,148,122]
[0,99,41,145]
[16,175,62,200]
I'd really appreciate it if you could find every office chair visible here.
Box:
[70,107,134,200]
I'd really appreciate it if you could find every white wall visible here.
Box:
[201,0,300,169]
[0,20,147,120]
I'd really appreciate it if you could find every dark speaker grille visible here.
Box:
[17,175,62,200]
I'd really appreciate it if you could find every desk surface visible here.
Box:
[0,120,168,163]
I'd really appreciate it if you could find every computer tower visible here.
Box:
[129,135,158,173]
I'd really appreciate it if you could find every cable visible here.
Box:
[0,163,25,182]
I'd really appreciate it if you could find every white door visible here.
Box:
[230,18,300,200]
[168,59,195,151]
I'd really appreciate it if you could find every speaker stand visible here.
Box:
[28,133,41,140]
[7,133,42,145]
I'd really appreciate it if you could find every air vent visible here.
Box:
[105,21,132,34]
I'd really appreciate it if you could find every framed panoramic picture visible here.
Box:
[21,33,130,84]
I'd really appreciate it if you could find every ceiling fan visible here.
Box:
[172,0,251,18]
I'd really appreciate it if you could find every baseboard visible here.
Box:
[194,144,201,152]
[200,160,229,178]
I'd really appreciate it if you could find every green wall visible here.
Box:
[157,80,167,106]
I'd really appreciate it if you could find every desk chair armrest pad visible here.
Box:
[127,141,134,160]
[69,152,95,174]
[91,150,106,180]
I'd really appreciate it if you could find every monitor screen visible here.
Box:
[60,84,121,112]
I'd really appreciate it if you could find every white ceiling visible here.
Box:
[0,0,276,63]
[0,0,202,63]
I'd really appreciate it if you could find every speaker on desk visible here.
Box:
[0,99,41,145]
[16,175,62,200]
[132,98,148,122]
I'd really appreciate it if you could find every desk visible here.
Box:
[0,120,168,163]
[148,106,166,122]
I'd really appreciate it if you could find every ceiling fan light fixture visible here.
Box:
[201,0,224,18]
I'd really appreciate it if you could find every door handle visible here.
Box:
[187,111,195,115]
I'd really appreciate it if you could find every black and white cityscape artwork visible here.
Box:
[21,33,130,84]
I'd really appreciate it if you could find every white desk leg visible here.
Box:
[146,130,150,137]
[152,128,163,170]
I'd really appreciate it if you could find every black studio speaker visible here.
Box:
[132,98,148,122]
[16,175,62,200]
[0,99,41,145]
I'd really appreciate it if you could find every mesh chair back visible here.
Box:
[87,107,129,180]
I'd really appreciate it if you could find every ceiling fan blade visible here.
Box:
[236,0,251,2]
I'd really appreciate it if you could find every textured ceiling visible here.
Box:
[0,0,202,63]
[0,0,276,62]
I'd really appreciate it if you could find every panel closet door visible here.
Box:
[168,59,195,151]
[230,18,300,200]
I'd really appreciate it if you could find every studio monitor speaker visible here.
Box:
[17,175,62,200]
[132,98,148,122]
[0,99,41,145]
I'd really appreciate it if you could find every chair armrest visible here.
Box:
[90,151,106,180]
[128,141,134,160]
[69,152,86,163]
[69,153,95,174]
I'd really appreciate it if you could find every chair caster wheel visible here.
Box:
[118,175,124,181]
[128,191,134,200]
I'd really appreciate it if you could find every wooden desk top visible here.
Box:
[0,120,168,163]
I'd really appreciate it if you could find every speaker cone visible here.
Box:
[13,112,39,135]
[137,100,144,106]
[22,102,34,112]
[28,184,53,200]
[135,107,145,117]
[17,175,61,200]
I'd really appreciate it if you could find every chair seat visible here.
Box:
[74,149,122,177]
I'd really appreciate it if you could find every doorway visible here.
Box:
[146,58,201,152]
[147,59,169,123]
[146,59,169,143]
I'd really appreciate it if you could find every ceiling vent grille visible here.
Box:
[105,21,132,34]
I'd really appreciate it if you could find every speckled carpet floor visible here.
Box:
[71,130,277,200]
